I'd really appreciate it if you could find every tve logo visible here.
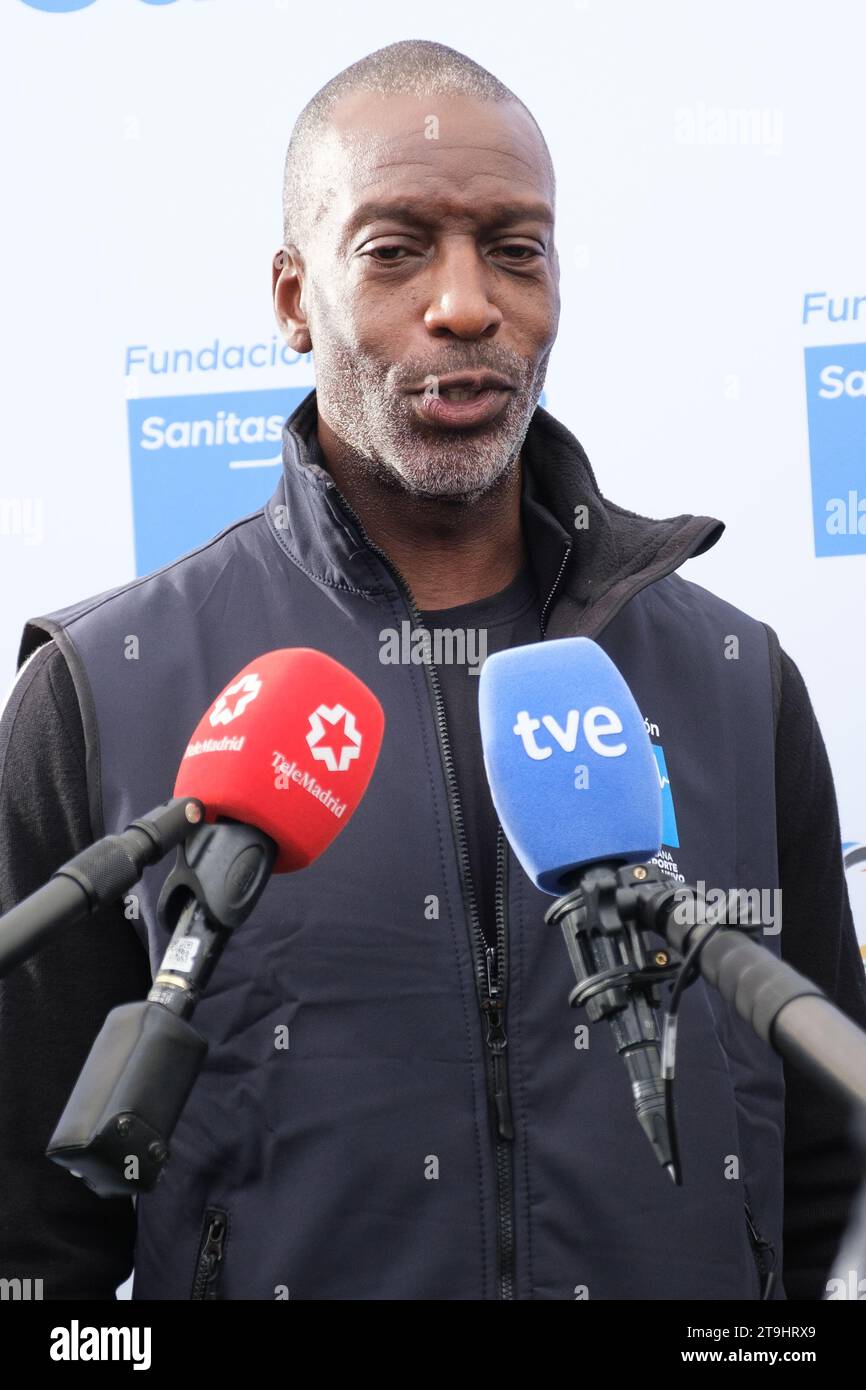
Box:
[512,706,627,760]
[126,387,308,575]
[804,343,866,557]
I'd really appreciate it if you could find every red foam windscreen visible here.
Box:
[174,649,385,873]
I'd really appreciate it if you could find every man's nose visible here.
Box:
[423,241,503,339]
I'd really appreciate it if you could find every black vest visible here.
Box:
[20,390,784,1300]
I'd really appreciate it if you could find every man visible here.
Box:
[1,39,865,1301]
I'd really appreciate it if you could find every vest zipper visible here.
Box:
[744,1190,777,1300]
[191,1207,228,1300]
[540,543,573,637]
[324,485,519,1300]
[487,826,516,1299]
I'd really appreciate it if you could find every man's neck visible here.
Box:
[315,420,526,610]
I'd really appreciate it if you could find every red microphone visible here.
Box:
[45,652,385,1197]
[173,648,385,872]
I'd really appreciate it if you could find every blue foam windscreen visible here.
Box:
[478,637,662,895]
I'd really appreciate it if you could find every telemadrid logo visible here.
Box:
[208,674,262,728]
[21,1,178,12]
[306,705,362,772]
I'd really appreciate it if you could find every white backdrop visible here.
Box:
[2,0,864,962]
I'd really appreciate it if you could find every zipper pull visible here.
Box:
[485,945,499,999]
[483,998,514,1140]
[195,1213,227,1299]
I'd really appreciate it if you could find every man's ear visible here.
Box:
[272,245,312,353]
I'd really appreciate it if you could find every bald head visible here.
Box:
[282,38,555,260]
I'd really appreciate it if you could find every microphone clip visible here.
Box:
[546,862,683,1023]
[45,820,277,1198]
[546,862,685,1180]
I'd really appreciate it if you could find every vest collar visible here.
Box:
[270,388,724,632]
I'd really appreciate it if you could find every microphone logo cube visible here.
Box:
[478,637,663,894]
[175,649,385,873]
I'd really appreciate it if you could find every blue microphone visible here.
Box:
[479,637,677,1179]
[478,636,662,894]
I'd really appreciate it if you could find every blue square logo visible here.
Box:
[804,343,866,557]
[127,387,309,575]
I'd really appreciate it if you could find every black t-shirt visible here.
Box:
[418,562,540,949]
[2,616,866,1299]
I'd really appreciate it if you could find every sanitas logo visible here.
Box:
[306,704,362,772]
[138,410,284,450]
[817,365,866,399]
[512,706,626,761]
[126,386,308,575]
[209,674,262,728]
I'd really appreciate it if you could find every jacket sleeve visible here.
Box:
[772,641,866,1300]
[0,640,152,1299]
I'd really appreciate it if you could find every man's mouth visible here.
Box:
[439,386,485,401]
[404,369,515,397]
[411,385,512,430]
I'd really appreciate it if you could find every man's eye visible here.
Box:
[363,243,540,266]
[366,246,408,263]
[495,245,539,260]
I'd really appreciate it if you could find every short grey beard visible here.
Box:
[313,340,547,502]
